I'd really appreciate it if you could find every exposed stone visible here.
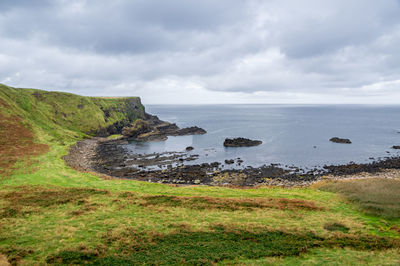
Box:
[186,146,194,151]
[122,119,151,138]
[329,137,352,144]
[171,126,207,136]
[392,146,400,149]
[225,159,234,164]
[223,138,262,147]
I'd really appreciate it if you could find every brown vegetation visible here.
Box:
[137,194,324,211]
[318,178,400,219]
[0,112,49,176]
[0,186,109,218]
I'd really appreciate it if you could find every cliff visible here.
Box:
[0,84,146,141]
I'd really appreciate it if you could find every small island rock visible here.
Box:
[224,137,262,147]
[329,137,352,144]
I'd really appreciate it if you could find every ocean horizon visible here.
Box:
[121,104,400,170]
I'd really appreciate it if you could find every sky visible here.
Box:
[1,0,400,104]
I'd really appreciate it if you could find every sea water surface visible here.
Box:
[125,104,400,169]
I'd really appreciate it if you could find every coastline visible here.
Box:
[64,137,400,187]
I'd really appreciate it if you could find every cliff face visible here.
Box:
[0,84,146,141]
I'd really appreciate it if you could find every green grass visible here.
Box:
[1,84,400,265]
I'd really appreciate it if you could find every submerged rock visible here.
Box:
[223,137,262,147]
[329,137,352,144]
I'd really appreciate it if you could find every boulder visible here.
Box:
[186,146,194,151]
[329,137,352,144]
[171,126,207,136]
[392,146,400,149]
[223,138,262,147]
[225,159,235,164]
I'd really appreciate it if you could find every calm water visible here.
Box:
[125,104,400,169]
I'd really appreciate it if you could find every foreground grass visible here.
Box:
[1,183,399,265]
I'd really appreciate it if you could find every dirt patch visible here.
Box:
[0,186,109,218]
[0,254,10,266]
[138,195,324,211]
[0,112,49,176]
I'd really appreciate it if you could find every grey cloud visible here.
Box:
[0,0,249,54]
[1,0,400,103]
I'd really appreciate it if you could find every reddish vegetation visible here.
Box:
[138,194,324,211]
[0,103,49,176]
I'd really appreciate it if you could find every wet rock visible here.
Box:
[225,159,234,164]
[171,126,207,136]
[329,137,352,144]
[136,132,168,141]
[154,122,180,134]
[224,137,262,147]
[186,146,194,151]
[392,146,400,149]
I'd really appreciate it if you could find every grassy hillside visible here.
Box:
[0,84,145,140]
[0,84,399,265]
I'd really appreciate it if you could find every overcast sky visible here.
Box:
[1,0,400,104]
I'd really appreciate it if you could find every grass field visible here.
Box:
[1,85,400,265]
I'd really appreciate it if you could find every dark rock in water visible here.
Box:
[224,137,262,147]
[129,121,206,141]
[225,159,234,164]
[392,146,400,149]
[329,137,352,144]
[136,132,168,141]
[172,126,207,136]
[186,146,194,151]
[154,122,180,134]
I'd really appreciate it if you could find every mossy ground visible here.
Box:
[0,84,400,265]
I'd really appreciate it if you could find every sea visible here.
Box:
[124,104,400,170]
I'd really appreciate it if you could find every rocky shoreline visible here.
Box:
[64,137,400,187]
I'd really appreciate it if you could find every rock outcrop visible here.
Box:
[223,138,262,147]
[172,126,207,136]
[330,137,352,144]
[122,118,207,141]
[121,119,151,138]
